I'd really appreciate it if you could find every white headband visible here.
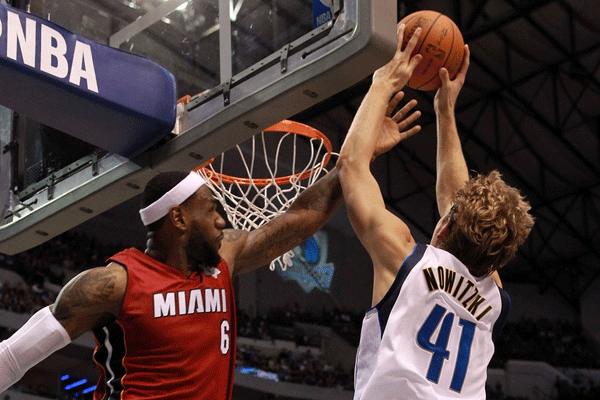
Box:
[139,172,207,226]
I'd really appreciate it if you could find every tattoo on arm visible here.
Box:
[223,230,243,242]
[238,216,305,270]
[234,168,342,273]
[290,168,342,213]
[53,268,119,323]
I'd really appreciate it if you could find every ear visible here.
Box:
[167,205,188,230]
[435,216,453,242]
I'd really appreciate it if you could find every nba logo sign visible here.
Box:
[313,0,340,28]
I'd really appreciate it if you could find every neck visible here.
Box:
[146,234,196,277]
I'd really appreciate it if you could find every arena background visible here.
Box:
[1,0,600,399]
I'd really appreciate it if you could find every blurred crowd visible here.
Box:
[485,374,600,400]
[236,305,355,389]
[0,280,55,314]
[237,303,361,347]
[237,345,352,390]
[493,318,600,369]
[0,230,123,287]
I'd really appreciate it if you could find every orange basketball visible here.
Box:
[399,10,465,91]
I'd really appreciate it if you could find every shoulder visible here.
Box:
[68,264,128,301]
[52,263,128,338]
[104,262,128,285]
[64,264,128,306]
[107,247,144,264]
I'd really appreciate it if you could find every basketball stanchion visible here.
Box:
[194,120,335,271]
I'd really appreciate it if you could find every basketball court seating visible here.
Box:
[0,0,397,255]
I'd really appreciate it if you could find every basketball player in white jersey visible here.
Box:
[337,23,534,399]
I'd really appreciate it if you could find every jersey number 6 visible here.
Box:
[220,320,230,354]
[417,304,476,393]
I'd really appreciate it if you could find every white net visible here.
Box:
[195,121,334,271]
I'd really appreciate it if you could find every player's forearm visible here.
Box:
[0,306,71,391]
[339,81,394,167]
[234,168,343,273]
[435,109,469,215]
[288,167,343,228]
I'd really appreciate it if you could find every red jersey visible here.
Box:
[92,248,236,400]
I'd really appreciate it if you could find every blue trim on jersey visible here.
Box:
[492,287,511,343]
[375,243,427,337]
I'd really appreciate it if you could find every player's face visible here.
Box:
[185,187,226,268]
[187,223,222,268]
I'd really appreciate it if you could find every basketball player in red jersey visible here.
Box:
[0,113,422,395]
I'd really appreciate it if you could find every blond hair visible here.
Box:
[442,170,534,277]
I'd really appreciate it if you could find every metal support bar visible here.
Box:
[5,198,37,218]
[280,44,290,73]
[109,0,189,48]
[47,174,55,201]
[223,79,231,106]
[219,0,233,84]
[92,152,99,177]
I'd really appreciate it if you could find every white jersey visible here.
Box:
[354,244,510,400]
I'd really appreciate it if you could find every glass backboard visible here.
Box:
[0,0,397,255]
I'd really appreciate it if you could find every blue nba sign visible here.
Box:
[313,0,338,28]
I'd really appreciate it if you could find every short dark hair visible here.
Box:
[141,171,190,232]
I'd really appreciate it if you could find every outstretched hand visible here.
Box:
[374,91,422,158]
[434,45,470,115]
[372,23,423,92]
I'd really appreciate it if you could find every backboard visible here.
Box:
[0,0,397,254]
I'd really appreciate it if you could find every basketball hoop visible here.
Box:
[194,120,335,271]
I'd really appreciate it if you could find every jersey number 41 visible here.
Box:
[417,304,476,393]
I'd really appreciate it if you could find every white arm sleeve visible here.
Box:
[0,306,71,391]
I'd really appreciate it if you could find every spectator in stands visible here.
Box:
[235,344,354,389]
[0,281,56,314]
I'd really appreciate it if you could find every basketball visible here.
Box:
[399,10,465,91]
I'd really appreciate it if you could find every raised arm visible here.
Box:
[0,263,126,390]
[218,25,423,278]
[336,23,422,303]
[434,45,471,216]
[220,167,343,276]
[337,92,421,258]
[433,47,503,287]
[337,23,421,251]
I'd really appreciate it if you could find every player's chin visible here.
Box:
[208,245,222,265]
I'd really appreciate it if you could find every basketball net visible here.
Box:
[194,120,334,271]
